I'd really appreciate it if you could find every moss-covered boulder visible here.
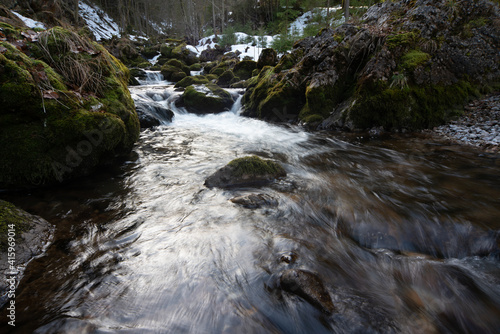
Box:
[174,75,209,88]
[204,156,286,188]
[160,65,187,82]
[0,200,53,306]
[0,26,139,187]
[242,66,305,120]
[176,83,234,114]
[233,60,257,81]
[257,48,278,69]
[216,70,238,88]
[171,42,199,65]
[189,63,202,71]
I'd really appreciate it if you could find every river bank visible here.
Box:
[426,92,500,154]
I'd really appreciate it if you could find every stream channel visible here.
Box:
[2,72,500,333]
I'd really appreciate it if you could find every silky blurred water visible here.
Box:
[2,74,500,333]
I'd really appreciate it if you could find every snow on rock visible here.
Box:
[78,1,120,41]
[188,32,277,61]
[289,6,342,35]
[11,11,46,29]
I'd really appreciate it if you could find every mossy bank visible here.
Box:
[0,24,140,187]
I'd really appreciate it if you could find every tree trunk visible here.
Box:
[344,0,349,22]
[212,0,217,37]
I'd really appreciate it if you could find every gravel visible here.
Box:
[426,93,500,153]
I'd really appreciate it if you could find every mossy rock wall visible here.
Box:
[0,26,139,187]
[242,0,500,130]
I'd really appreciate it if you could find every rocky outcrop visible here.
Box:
[176,83,234,114]
[0,200,54,307]
[243,0,500,131]
[205,156,286,188]
[0,24,140,187]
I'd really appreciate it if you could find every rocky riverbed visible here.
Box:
[427,93,500,153]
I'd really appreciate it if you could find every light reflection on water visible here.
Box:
[1,75,499,333]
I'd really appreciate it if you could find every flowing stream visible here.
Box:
[2,73,500,333]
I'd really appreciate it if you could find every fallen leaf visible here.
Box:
[42,90,59,99]
[0,46,7,54]
[0,31,6,41]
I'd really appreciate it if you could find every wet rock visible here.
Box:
[230,193,278,209]
[135,100,174,128]
[205,156,286,189]
[0,200,54,307]
[279,269,335,314]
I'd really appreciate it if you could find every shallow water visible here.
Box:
[1,74,500,333]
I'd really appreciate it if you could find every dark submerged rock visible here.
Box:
[230,193,279,209]
[0,200,54,307]
[205,156,286,189]
[135,100,174,128]
[280,269,335,314]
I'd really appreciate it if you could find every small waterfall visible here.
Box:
[230,94,244,115]
[137,70,166,85]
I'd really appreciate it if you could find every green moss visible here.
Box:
[0,26,139,187]
[233,60,257,80]
[210,67,226,76]
[137,61,151,69]
[189,63,202,71]
[217,70,235,87]
[386,32,420,49]
[228,156,285,178]
[349,79,479,130]
[174,75,209,88]
[400,50,431,71]
[181,83,233,114]
[160,44,173,58]
[302,114,324,124]
[299,83,337,121]
[0,200,31,251]
[161,64,188,81]
[206,74,218,81]
[166,59,184,68]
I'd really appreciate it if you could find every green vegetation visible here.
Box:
[181,83,234,114]
[174,75,209,88]
[0,201,31,251]
[0,25,139,187]
[228,156,286,178]
[400,50,431,71]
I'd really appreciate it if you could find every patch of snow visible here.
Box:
[188,32,277,61]
[78,1,120,40]
[129,34,148,42]
[11,11,46,30]
[289,6,342,35]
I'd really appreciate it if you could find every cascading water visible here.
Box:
[2,72,500,333]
